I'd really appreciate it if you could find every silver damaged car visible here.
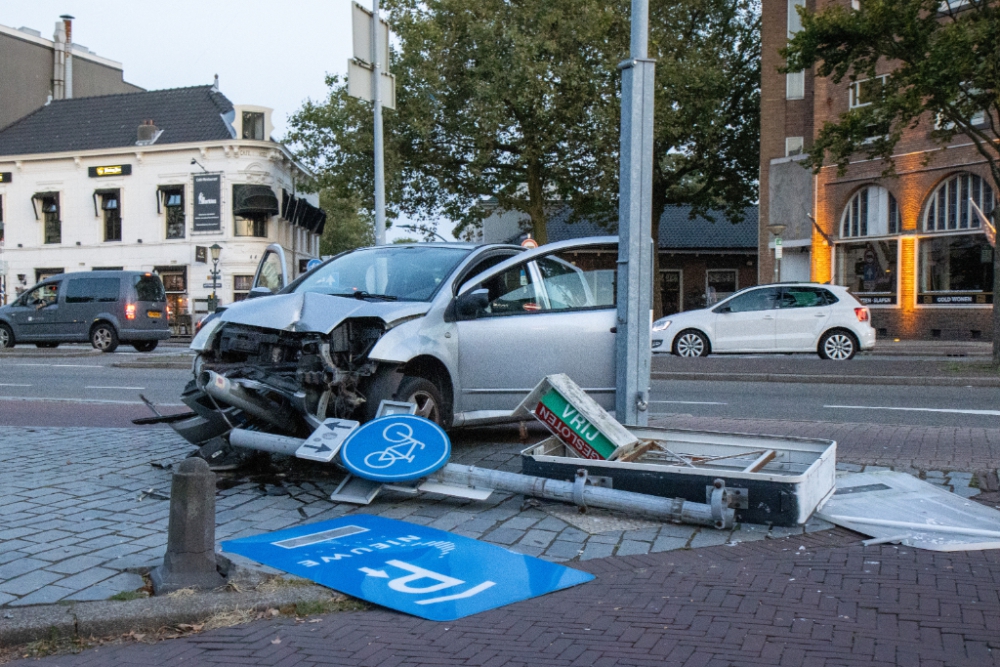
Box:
[172,238,620,455]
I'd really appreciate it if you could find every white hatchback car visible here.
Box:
[652,283,876,360]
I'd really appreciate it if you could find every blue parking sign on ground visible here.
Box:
[222,516,593,622]
[340,415,451,482]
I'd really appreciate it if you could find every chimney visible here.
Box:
[137,120,160,145]
[60,15,74,98]
[52,20,66,100]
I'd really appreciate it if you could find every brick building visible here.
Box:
[760,0,996,340]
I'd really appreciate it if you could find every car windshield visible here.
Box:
[293,246,472,302]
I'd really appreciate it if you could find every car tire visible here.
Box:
[393,376,446,426]
[35,343,59,348]
[673,329,710,357]
[818,329,857,361]
[133,341,158,352]
[90,323,119,353]
[0,323,14,348]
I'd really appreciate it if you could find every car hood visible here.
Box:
[218,291,432,334]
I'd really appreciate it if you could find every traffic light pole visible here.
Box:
[615,0,655,426]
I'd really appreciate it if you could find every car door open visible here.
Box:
[453,242,618,414]
[249,244,288,298]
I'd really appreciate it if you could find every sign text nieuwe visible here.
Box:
[88,165,132,178]
[193,174,222,232]
[535,390,617,460]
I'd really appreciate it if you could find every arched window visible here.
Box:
[841,186,900,238]
[923,173,995,232]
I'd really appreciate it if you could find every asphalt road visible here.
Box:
[2,355,999,429]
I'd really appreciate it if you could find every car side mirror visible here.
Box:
[456,288,490,319]
[246,286,275,300]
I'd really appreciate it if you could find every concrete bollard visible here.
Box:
[150,457,226,594]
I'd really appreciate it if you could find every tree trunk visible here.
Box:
[526,160,548,245]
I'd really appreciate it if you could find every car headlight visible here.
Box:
[652,319,672,332]
[190,317,224,352]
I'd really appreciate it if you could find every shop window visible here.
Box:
[162,187,185,239]
[924,173,995,231]
[919,235,994,305]
[836,240,898,305]
[233,275,253,302]
[99,190,121,242]
[235,215,267,237]
[242,112,265,140]
[841,186,900,238]
[706,270,737,305]
[155,268,189,333]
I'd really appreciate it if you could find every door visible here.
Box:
[62,276,121,339]
[774,286,833,351]
[10,282,62,341]
[251,244,288,294]
[454,244,618,413]
[711,287,780,351]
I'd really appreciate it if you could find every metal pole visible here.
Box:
[372,0,387,246]
[211,257,218,312]
[615,0,655,426]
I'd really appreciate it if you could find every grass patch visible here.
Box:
[295,597,368,617]
[15,629,89,660]
[108,590,148,602]
[255,576,313,594]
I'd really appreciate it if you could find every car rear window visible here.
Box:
[134,275,166,302]
[65,278,120,303]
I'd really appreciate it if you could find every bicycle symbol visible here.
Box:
[364,423,427,469]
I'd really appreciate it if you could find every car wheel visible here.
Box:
[0,324,14,348]
[673,330,710,357]
[133,341,158,352]
[36,342,59,348]
[394,376,445,426]
[90,323,119,353]
[819,330,857,361]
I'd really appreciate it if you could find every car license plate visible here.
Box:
[147,310,162,318]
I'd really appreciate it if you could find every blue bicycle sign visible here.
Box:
[341,415,451,482]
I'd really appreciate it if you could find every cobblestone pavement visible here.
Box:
[12,528,1000,667]
[0,417,991,609]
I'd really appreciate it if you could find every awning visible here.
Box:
[93,188,120,217]
[281,189,326,234]
[31,191,58,220]
[232,184,279,217]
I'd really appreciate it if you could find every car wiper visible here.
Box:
[350,291,398,301]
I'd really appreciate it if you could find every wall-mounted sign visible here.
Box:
[0,172,12,183]
[193,174,222,232]
[88,165,132,178]
[195,246,207,263]
[920,293,993,305]
[855,294,897,306]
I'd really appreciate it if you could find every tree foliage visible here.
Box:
[782,0,1000,189]
[287,0,760,289]
[319,191,374,256]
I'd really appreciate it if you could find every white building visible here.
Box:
[0,83,324,333]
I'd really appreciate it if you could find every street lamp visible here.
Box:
[209,243,222,312]
[767,224,786,283]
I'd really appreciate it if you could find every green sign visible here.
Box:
[536,389,617,460]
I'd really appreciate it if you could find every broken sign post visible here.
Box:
[222,515,593,621]
[340,415,451,483]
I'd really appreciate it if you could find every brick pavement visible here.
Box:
[10,528,1000,666]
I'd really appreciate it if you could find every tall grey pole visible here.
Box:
[372,0,387,245]
[615,0,655,426]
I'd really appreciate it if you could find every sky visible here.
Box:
[2,1,451,241]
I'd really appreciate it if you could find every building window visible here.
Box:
[849,75,888,108]
[660,270,682,315]
[37,194,60,244]
[924,173,995,231]
[785,136,804,156]
[162,187,185,239]
[99,190,121,242]
[836,240,898,306]
[0,195,4,244]
[242,112,265,140]
[233,275,253,302]
[841,186,900,238]
[785,0,806,100]
[235,215,268,237]
[706,269,737,305]
[919,235,993,305]
[156,267,190,334]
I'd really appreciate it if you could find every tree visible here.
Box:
[782,0,1000,361]
[319,191,374,256]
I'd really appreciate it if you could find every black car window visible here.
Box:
[721,287,779,313]
[66,278,120,304]
[134,275,166,302]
